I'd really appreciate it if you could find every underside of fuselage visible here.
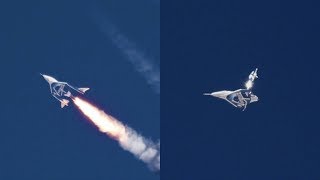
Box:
[52,83,70,97]
[226,90,252,108]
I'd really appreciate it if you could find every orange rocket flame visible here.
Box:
[72,97,126,141]
[72,97,160,171]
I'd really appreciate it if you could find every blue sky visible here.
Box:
[162,0,320,179]
[0,0,159,179]
[3,0,320,179]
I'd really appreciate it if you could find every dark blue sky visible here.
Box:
[0,0,159,179]
[163,0,320,179]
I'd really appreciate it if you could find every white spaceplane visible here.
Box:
[41,74,89,108]
[204,68,259,111]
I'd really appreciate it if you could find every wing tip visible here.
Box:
[78,87,90,94]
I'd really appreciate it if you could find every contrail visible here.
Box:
[72,97,160,171]
[92,11,160,94]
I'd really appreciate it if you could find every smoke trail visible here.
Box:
[72,97,160,171]
[92,11,160,94]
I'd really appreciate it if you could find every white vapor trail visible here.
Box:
[92,11,160,94]
[119,126,160,171]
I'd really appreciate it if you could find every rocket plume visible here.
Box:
[245,80,253,90]
[72,97,160,171]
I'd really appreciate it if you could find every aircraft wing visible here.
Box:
[67,84,90,94]
[209,90,233,99]
[207,90,239,107]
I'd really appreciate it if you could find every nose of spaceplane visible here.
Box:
[40,73,58,84]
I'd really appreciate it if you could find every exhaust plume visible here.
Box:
[245,80,253,89]
[72,97,160,171]
[91,9,160,94]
